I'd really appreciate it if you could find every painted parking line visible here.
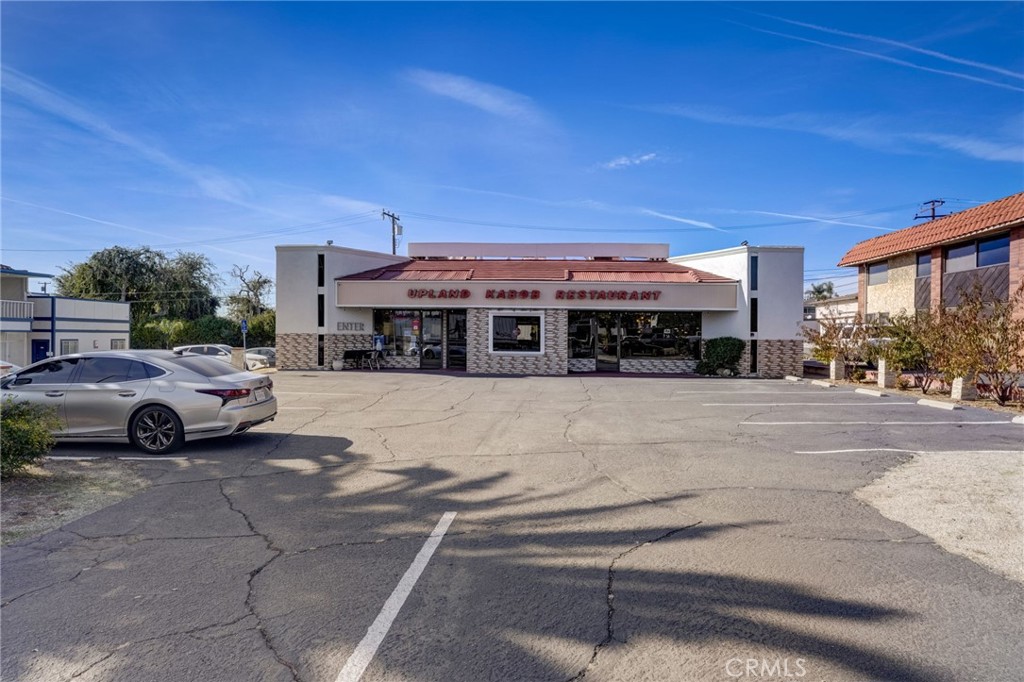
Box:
[672,391,829,396]
[279,406,329,410]
[742,420,1014,426]
[701,402,917,407]
[335,511,458,682]
[46,456,101,460]
[796,448,1024,454]
[275,391,364,397]
[118,456,188,461]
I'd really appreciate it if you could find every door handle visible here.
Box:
[118,391,137,397]
[45,391,65,398]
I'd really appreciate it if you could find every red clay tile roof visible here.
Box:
[838,192,1024,266]
[339,259,735,284]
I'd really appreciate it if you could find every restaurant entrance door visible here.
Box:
[595,312,620,372]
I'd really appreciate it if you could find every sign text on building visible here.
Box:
[337,322,366,331]
[556,289,662,301]
[407,288,472,300]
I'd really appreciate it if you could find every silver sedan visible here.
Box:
[0,350,277,455]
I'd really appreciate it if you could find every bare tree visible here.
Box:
[225,265,274,321]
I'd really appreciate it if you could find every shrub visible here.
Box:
[696,337,745,375]
[895,375,912,391]
[1,398,60,478]
[849,368,866,382]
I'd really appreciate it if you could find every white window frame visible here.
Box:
[488,310,545,355]
[111,338,127,350]
[60,339,79,355]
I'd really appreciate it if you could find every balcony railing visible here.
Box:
[1,299,34,320]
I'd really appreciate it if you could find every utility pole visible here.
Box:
[914,199,949,222]
[382,210,402,255]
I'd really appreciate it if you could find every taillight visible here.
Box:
[196,388,251,405]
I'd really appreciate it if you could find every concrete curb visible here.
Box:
[855,388,887,398]
[784,375,803,382]
[1012,415,1024,425]
[811,380,834,388]
[918,398,961,411]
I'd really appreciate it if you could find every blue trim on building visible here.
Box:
[1,317,33,322]
[2,268,54,278]
[27,295,130,305]
[32,328,131,333]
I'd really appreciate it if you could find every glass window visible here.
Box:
[60,339,79,355]
[76,357,136,383]
[750,297,759,333]
[317,253,325,287]
[978,234,1010,267]
[749,255,759,291]
[916,253,931,278]
[618,312,701,360]
[374,310,422,357]
[945,243,975,273]
[165,356,239,377]
[317,294,325,327]
[10,358,81,385]
[568,312,596,358]
[491,314,542,353]
[867,263,888,285]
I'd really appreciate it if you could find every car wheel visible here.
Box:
[423,349,434,359]
[129,405,184,455]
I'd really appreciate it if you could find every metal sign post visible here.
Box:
[241,319,248,368]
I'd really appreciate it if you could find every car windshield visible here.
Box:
[166,355,241,377]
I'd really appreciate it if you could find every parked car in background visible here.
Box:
[0,350,276,455]
[246,347,276,367]
[173,344,269,371]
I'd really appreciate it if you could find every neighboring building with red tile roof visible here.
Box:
[837,192,1024,319]
[276,242,805,377]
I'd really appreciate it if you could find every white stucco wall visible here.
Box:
[671,246,803,341]
[28,296,131,356]
[275,245,407,335]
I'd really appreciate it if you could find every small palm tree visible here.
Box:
[805,281,836,301]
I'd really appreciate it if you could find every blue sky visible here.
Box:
[2,2,1022,300]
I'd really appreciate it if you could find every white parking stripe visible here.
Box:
[741,417,1011,421]
[275,391,363,397]
[118,456,187,460]
[702,402,916,407]
[46,456,100,460]
[335,511,457,682]
[796,448,1023,454]
[672,391,827,395]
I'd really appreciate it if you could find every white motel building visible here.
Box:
[275,242,804,378]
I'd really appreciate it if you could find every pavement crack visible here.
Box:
[568,522,704,681]
[218,480,301,682]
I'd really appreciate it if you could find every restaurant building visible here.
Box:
[275,242,804,377]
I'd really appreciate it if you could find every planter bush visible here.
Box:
[696,337,745,376]
[1,398,60,478]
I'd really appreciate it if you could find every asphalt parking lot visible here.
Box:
[2,372,1022,682]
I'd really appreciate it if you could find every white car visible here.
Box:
[173,345,269,371]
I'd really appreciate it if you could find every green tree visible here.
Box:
[804,281,835,302]
[224,265,274,322]
[1,399,60,478]
[247,309,276,347]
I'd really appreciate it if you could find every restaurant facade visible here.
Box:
[275,242,804,378]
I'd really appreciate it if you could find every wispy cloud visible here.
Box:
[601,152,658,170]
[649,104,1023,163]
[0,67,285,213]
[639,209,725,232]
[741,209,895,232]
[734,23,1024,93]
[404,68,546,125]
[756,13,1024,81]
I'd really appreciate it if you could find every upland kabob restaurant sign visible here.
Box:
[338,279,738,310]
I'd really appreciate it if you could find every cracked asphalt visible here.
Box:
[2,372,1022,682]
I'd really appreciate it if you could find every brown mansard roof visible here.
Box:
[837,191,1024,267]
[338,258,735,284]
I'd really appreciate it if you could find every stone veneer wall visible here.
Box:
[568,358,597,373]
[621,358,698,374]
[757,339,803,378]
[278,333,319,370]
[466,309,568,375]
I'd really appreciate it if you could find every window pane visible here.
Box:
[76,357,134,383]
[12,358,81,385]
[568,312,596,358]
[166,356,239,377]
[978,235,1009,267]
[750,297,759,333]
[945,243,975,273]
[750,255,759,291]
[60,339,79,355]
[867,263,888,285]
[374,310,422,356]
[491,315,541,353]
[916,253,931,277]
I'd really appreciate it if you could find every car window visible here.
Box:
[165,356,240,377]
[136,361,167,379]
[9,358,82,385]
[76,357,139,384]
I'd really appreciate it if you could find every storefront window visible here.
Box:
[618,312,701,359]
[373,310,422,357]
[490,313,543,353]
[568,312,596,358]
